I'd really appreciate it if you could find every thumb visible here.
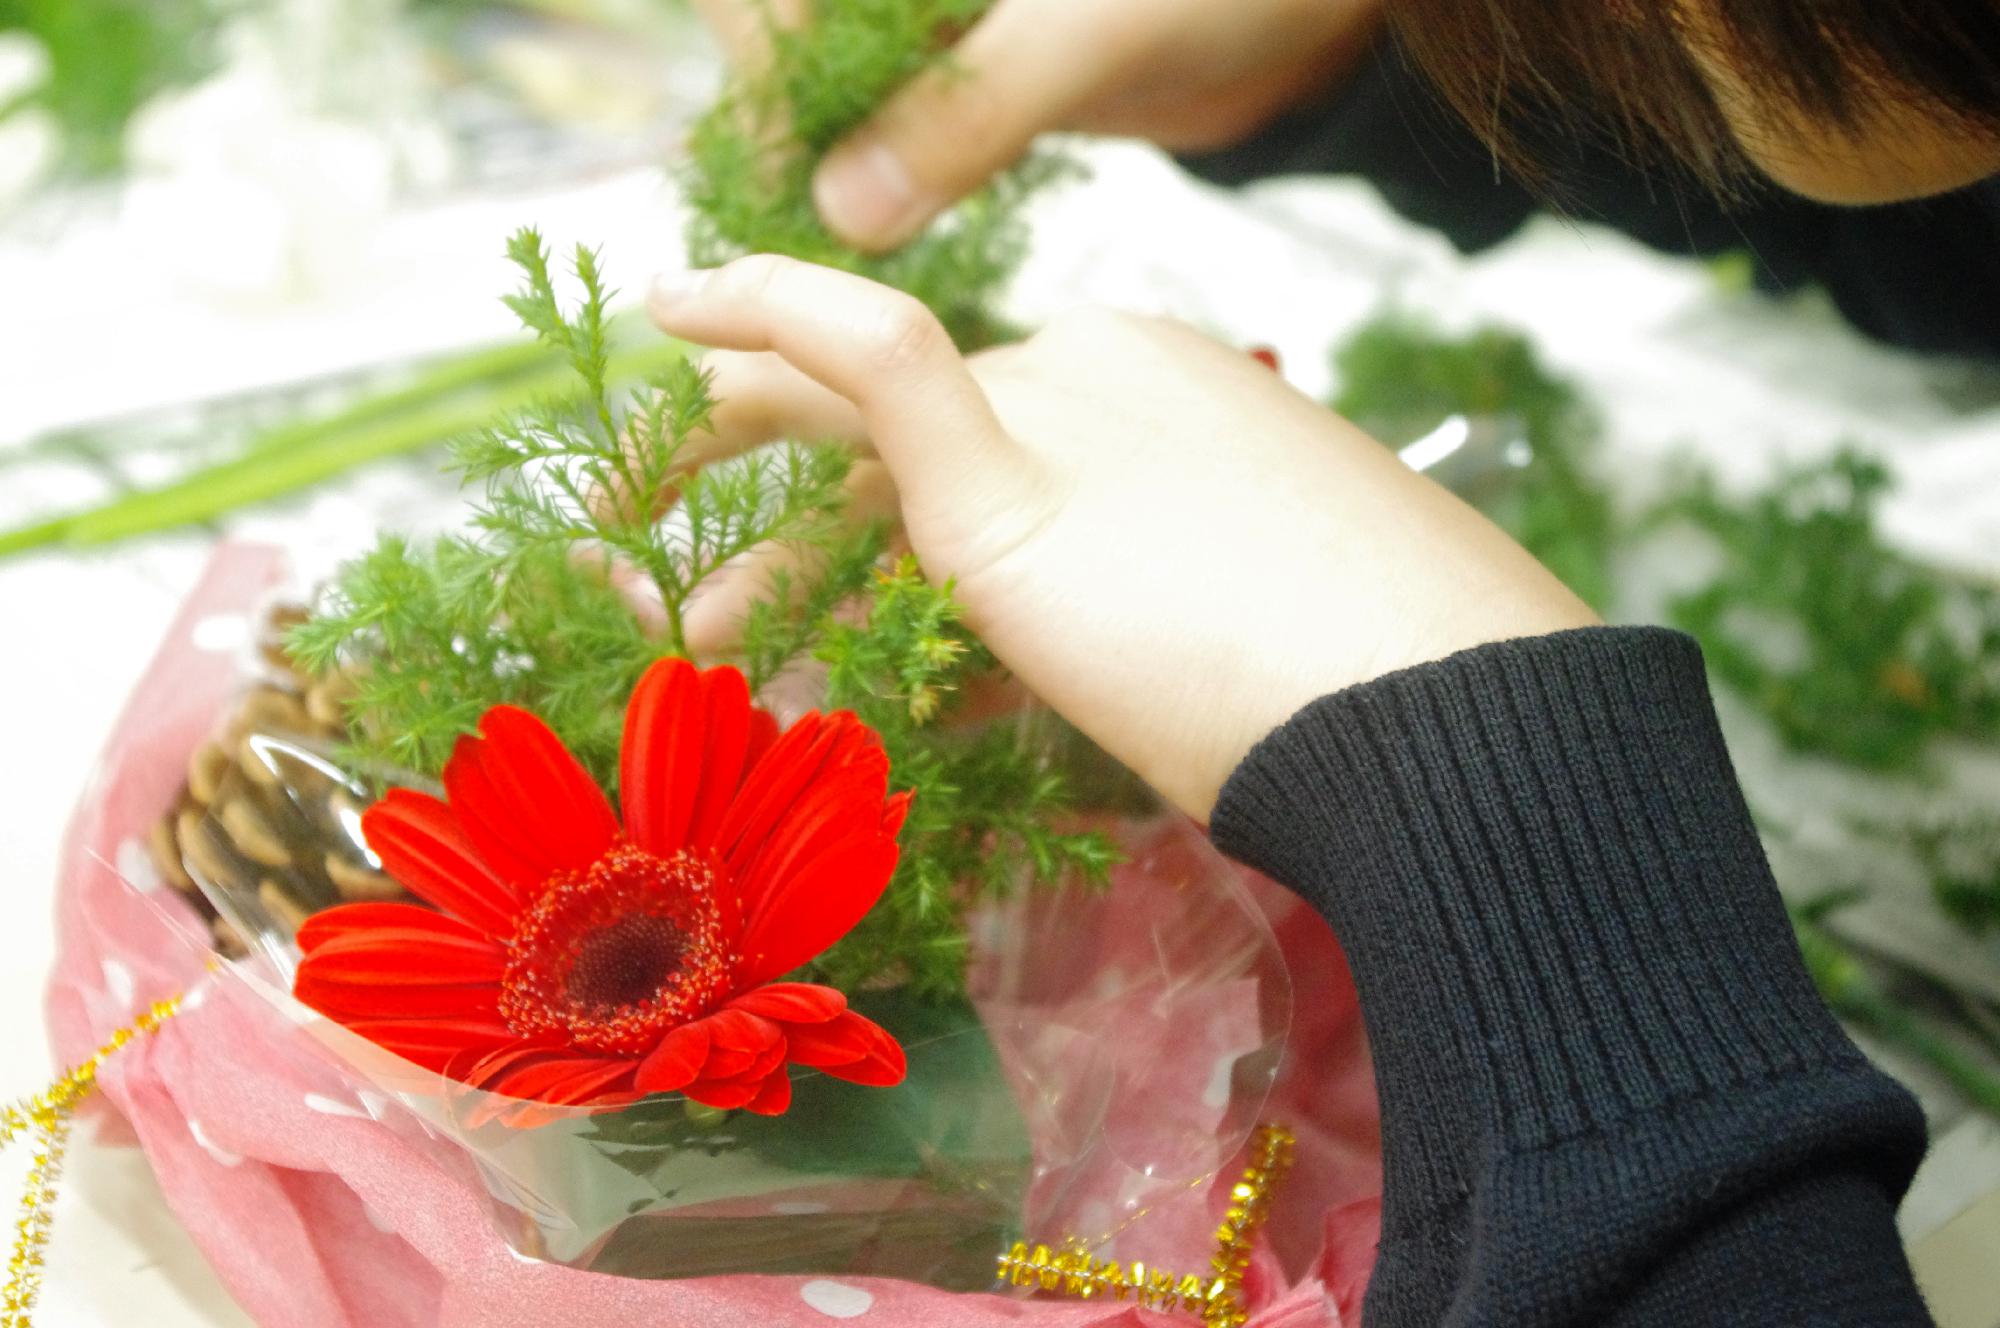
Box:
[812,0,1119,251]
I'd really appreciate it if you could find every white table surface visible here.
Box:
[4,140,1999,1326]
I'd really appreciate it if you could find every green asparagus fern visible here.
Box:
[1330,315,1617,610]
[808,557,1120,997]
[681,0,1070,348]
[288,229,856,789]
[1653,450,2000,771]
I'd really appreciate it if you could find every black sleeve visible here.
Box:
[1209,627,1935,1326]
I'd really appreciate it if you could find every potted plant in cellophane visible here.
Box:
[35,233,1379,1328]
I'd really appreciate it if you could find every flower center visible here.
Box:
[500,842,737,1055]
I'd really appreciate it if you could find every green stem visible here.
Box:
[3,338,556,475]
[1839,988,2000,1118]
[1796,916,2000,1119]
[0,341,686,557]
[0,516,73,560]
[238,338,557,456]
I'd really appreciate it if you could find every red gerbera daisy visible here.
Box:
[292,658,912,1119]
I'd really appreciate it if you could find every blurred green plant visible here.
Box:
[1652,450,2000,772]
[1329,315,1618,610]
[1853,816,2000,937]
[0,0,232,173]
[1792,893,2000,1118]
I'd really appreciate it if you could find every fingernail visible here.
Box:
[814,140,922,246]
[647,267,709,313]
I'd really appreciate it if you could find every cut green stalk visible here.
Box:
[1795,913,2000,1118]
[0,517,73,560]
[0,340,687,558]
[1842,988,2000,1118]
[236,337,559,457]
[3,336,558,478]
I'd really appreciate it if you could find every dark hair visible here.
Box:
[1387,0,2000,191]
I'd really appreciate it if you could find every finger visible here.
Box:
[683,461,902,657]
[703,349,869,457]
[810,0,1122,250]
[648,256,1017,493]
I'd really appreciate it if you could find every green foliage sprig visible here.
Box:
[289,229,855,789]
[1653,450,2000,772]
[292,229,1113,998]
[1330,316,1617,609]
[681,0,1068,348]
[805,557,1119,997]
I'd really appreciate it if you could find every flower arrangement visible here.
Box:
[12,7,1384,1322]
[31,229,1309,1309]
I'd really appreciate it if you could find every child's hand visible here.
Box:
[650,256,1598,820]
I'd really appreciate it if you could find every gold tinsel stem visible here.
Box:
[996,1122,1297,1328]
[0,994,183,1328]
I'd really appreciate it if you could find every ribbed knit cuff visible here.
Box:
[1210,627,1880,1224]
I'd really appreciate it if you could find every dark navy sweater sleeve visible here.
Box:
[1210,627,1934,1326]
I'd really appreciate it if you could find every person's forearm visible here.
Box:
[1211,627,1935,1326]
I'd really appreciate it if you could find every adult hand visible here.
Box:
[693,0,1381,251]
[649,256,1598,820]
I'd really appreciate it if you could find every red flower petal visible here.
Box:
[361,791,520,936]
[300,929,508,985]
[746,1071,793,1116]
[742,708,781,775]
[620,658,704,857]
[819,1013,906,1088]
[443,705,617,890]
[734,831,900,990]
[717,710,905,986]
[731,757,889,920]
[727,983,846,1025]
[295,972,501,1021]
[461,1053,637,1125]
[882,790,912,838]
[705,1038,789,1083]
[344,1017,515,1072]
[682,1073,765,1111]
[485,1056,636,1105]
[705,1007,781,1052]
[622,661,765,858]
[633,1020,711,1094]
[712,712,865,880]
[457,1041,568,1095]
[782,1010,874,1068]
[689,667,764,845]
[297,902,481,954]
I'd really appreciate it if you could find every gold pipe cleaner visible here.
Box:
[996,1121,1296,1328]
[2,994,184,1327]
